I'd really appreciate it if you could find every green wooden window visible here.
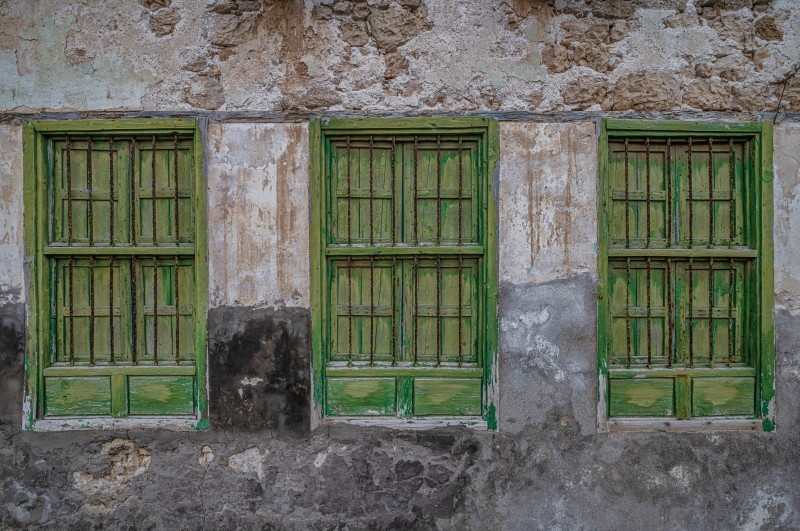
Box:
[23,120,208,428]
[310,118,498,426]
[598,120,774,429]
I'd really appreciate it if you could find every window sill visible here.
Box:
[28,416,208,432]
[321,416,488,431]
[604,417,763,433]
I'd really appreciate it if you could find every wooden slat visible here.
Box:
[128,376,194,415]
[693,377,754,417]
[44,376,112,416]
[326,378,397,416]
[609,378,674,417]
[413,378,481,416]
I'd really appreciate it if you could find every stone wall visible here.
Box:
[1,0,800,529]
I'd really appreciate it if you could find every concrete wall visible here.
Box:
[2,0,800,529]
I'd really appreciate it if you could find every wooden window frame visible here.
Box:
[310,117,499,429]
[22,119,209,430]
[597,119,775,432]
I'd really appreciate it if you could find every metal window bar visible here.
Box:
[666,138,672,247]
[391,136,396,245]
[624,138,630,248]
[709,258,715,366]
[153,256,159,364]
[152,135,158,246]
[88,140,93,246]
[175,257,180,365]
[646,257,652,367]
[729,139,735,248]
[626,257,632,368]
[728,258,735,366]
[458,137,464,367]
[688,257,694,367]
[414,135,419,245]
[174,133,180,246]
[67,135,73,246]
[131,256,137,363]
[370,256,375,366]
[130,138,137,246]
[436,255,441,366]
[346,136,352,246]
[89,255,95,365]
[709,138,715,247]
[347,257,353,366]
[645,138,651,248]
[436,135,441,245]
[109,138,115,246]
[66,137,75,365]
[391,256,397,366]
[458,255,463,367]
[109,256,114,364]
[667,258,673,367]
[414,255,419,365]
[688,137,694,248]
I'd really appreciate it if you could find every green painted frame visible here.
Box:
[22,119,209,430]
[597,119,775,431]
[310,117,499,428]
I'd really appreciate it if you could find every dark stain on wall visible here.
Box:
[0,303,24,426]
[208,306,311,434]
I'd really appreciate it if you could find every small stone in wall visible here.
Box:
[340,20,369,47]
[683,79,730,111]
[367,2,432,51]
[541,44,570,74]
[384,52,408,79]
[612,72,681,111]
[149,8,181,37]
[140,0,171,10]
[562,76,608,109]
[199,446,215,467]
[227,447,268,480]
[183,74,225,110]
[755,16,783,41]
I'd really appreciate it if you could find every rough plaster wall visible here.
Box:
[1,0,800,113]
[0,126,23,305]
[499,122,597,285]
[207,123,310,309]
[773,122,800,314]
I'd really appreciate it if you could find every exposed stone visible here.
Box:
[612,72,682,110]
[571,42,617,73]
[663,12,701,28]
[366,2,432,51]
[340,20,369,47]
[332,0,352,14]
[562,76,608,109]
[683,79,730,110]
[541,43,570,74]
[182,56,207,72]
[140,0,171,10]
[282,84,343,110]
[209,11,262,47]
[312,4,334,19]
[183,74,226,109]
[695,54,749,82]
[352,3,372,20]
[755,15,783,41]
[384,52,408,79]
[709,14,755,50]
[731,83,776,111]
[227,447,268,480]
[149,8,181,37]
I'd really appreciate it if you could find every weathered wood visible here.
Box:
[692,377,754,416]
[413,378,481,416]
[44,376,112,416]
[128,376,194,415]
[326,378,397,416]
[609,378,674,417]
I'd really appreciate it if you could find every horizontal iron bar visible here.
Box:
[45,246,196,256]
[44,364,197,376]
[326,245,483,256]
[33,119,197,133]
[609,366,754,378]
[608,248,757,258]
[326,364,482,378]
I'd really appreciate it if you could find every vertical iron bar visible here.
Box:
[109,138,115,246]
[729,138,735,248]
[458,254,463,368]
[709,258,715,366]
[89,256,95,365]
[436,135,441,246]
[728,258,734,367]
[87,140,93,246]
[646,257,652,367]
[67,136,73,245]
[131,138,137,246]
[369,256,374,366]
[688,257,694,367]
[369,135,374,246]
[174,133,180,245]
[347,257,353,366]
[69,257,74,365]
[346,136,352,245]
[151,135,158,246]
[624,138,630,248]
[109,257,114,364]
[626,257,632,368]
[414,255,419,365]
[391,256,396,366]
[666,138,672,247]
[708,137,714,247]
[667,258,673,368]
[391,136,396,245]
[414,135,419,244]
[688,137,694,248]
[175,257,180,365]
[131,256,137,363]
[645,138,651,248]
[436,256,441,367]
[153,256,158,365]
[458,136,463,244]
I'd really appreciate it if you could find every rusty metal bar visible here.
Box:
[646,257,652,367]
[645,137,651,248]
[667,258,673,367]
[391,136,396,245]
[347,136,352,245]
[458,254,463,367]
[688,137,694,248]
[369,135,374,246]
[436,256,441,366]
[391,256,396,366]
[624,138,630,248]
[130,138,137,246]
[174,257,180,365]
[414,135,419,245]
[174,133,180,245]
[666,138,672,247]
[729,138,735,248]
[688,257,694,367]
[369,256,374,366]
[347,257,353,366]
[458,136,463,244]
[151,134,158,246]
[131,256,137,363]
[109,138,115,246]
[626,257,632,368]
[153,256,158,364]
[88,140,94,246]
[709,258,715,366]
[436,135,441,245]
[89,255,95,365]
[109,257,114,364]
[708,138,715,247]
[414,255,419,365]
[728,258,734,367]
[67,136,73,245]
[69,257,75,365]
